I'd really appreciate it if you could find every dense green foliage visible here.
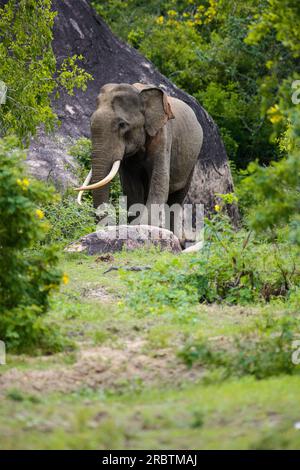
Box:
[179,313,300,380]
[42,195,95,245]
[0,0,92,141]
[124,211,300,317]
[93,0,299,169]
[239,0,300,243]
[0,0,94,353]
[69,138,93,175]
[0,136,66,352]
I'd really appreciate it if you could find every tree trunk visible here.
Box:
[25,0,238,222]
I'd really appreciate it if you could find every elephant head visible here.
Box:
[75,83,174,208]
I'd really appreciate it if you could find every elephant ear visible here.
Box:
[139,86,175,137]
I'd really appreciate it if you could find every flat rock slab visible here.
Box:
[65,225,182,254]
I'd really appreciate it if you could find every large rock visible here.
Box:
[21,0,238,221]
[65,225,182,255]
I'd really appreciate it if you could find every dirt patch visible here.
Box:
[82,286,113,303]
[0,339,203,396]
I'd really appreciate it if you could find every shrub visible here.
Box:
[237,138,300,244]
[42,194,96,245]
[0,136,65,353]
[0,0,92,141]
[122,254,201,318]
[69,137,92,173]
[179,314,300,380]
[123,207,300,317]
[191,209,299,305]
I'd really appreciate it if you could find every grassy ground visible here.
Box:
[1,250,300,450]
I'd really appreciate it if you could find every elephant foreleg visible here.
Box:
[119,163,147,223]
[141,127,171,226]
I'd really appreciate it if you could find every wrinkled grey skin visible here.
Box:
[90,83,203,219]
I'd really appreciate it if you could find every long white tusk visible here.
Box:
[182,240,204,254]
[74,160,121,192]
[77,169,92,205]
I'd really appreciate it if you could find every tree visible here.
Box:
[0,0,92,141]
[239,0,300,243]
[93,0,298,168]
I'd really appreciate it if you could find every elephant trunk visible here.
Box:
[90,149,111,209]
[90,134,124,209]
[75,113,125,208]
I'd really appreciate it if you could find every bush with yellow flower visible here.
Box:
[0,136,66,353]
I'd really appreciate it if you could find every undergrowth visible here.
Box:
[122,211,300,317]
[179,313,300,380]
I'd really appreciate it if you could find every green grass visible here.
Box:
[1,249,300,449]
[1,377,300,449]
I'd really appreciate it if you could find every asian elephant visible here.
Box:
[76,82,203,223]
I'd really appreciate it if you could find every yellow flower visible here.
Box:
[268,104,279,114]
[35,209,44,219]
[156,15,164,25]
[166,18,177,26]
[267,104,283,124]
[62,273,69,285]
[17,178,30,190]
[167,10,177,17]
[214,204,221,212]
[205,0,217,23]
[270,114,283,124]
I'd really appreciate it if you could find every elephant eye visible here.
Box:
[115,118,129,131]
